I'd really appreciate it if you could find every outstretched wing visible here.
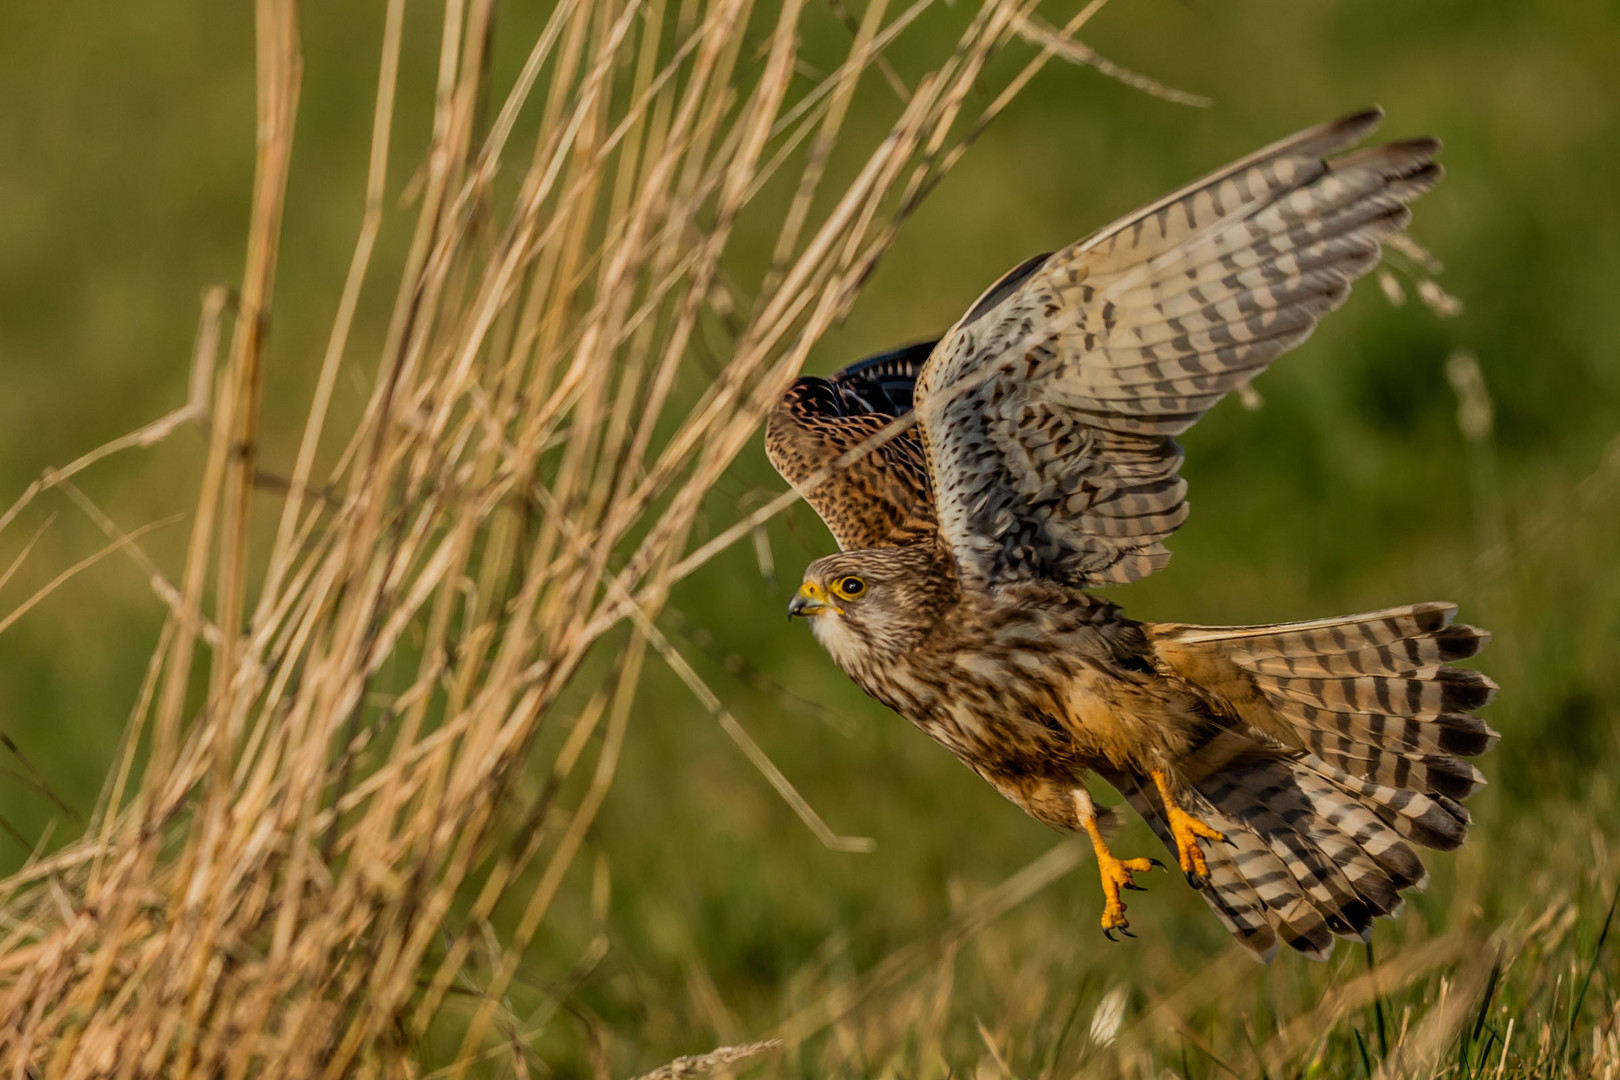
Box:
[914,108,1442,586]
[765,341,940,550]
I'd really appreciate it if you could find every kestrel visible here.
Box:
[765,110,1496,960]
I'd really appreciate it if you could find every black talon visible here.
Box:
[1185,870,1209,890]
[1123,881,1145,892]
[1103,927,1118,941]
[1119,927,1137,939]
[1149,858,1167,871]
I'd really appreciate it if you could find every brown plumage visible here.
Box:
[766,109,1496,961]
[766,341,939,549]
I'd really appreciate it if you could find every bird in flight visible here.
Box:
[765,110,1496,960]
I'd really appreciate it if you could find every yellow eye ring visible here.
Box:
[831,576,866,600]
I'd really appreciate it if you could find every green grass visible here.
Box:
[1,1,1617,1076]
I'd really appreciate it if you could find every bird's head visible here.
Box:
[788,547,953,668]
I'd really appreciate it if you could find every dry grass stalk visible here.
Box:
[0,0,1099,1074]
[625,1039,782,1080]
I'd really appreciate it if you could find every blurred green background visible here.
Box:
[2,0,1618,1073]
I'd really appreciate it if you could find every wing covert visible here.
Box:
[765,341,940,550]
[914,108,1441,586]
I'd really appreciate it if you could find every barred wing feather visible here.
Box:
[915,108,1442,586]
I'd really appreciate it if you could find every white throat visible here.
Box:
[808,611,869,672]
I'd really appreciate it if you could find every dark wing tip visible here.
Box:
[1281,107,1385,163]
[1336,106,1386,137]
[830,339,938,415]
[836,339,937,380]
[1391,135,1442,157]
[1330,137,1443,178]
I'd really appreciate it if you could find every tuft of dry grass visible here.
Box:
[0,0,1109,1074]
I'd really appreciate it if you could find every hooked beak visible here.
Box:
[788,580,839,619]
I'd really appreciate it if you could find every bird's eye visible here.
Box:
[832,576,866,599]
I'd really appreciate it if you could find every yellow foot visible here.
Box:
[1096,846,1163,940]
[1078,800,1164,941]
[1151,768,1227,889]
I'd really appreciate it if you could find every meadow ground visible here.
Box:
[0,1,1616,1076]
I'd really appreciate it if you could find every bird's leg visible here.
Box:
[1072,788,1161,940]
[1150,767,1227,888]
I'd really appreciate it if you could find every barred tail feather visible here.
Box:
[1119,777,1280,960]
[1196,801,1337,960]
[1195,833,1278,957]
[1151,601,1497,810]
[1138,602,1496,959]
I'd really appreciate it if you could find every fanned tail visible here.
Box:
[1132,603,1497,961]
